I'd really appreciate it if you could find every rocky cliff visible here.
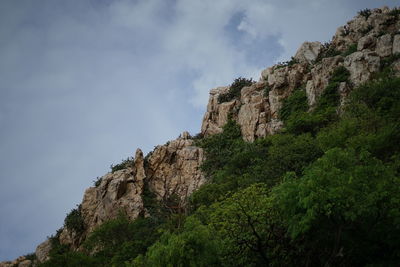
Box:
[202,6,400,142]
[2,6,400,267]
[57,132,205,250]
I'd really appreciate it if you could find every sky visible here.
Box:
[0,0,398,261]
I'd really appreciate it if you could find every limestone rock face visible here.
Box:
[344,51,380,86]
[294,41,323,64]
[18,260,32,267]
[201,6,400,142]
[238,82,269,141]
[376,34,393,57]
[0,257,32,267]
[357,35,376,51]
[332,6,399,53]
[80,151,146,234]
[52,136,205,250]
[201,86,239,136]
[306,56,344,106]
[36,239,52,263]
[393,34,400,54]
[202,63,309,141]
[146,134,205,201]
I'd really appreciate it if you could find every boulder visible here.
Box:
[18,260,32,267]
[294,41,323,64]
[201,86,234,136]
[147,137,205,201]
[35,239,52,263]
[393,34,400,55]
[376,34,392,57]
[357,35,376,51]
[344,51,380,86]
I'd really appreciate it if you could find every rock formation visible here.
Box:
[202,6,400,140]
[3,6,400,266]
[57,132,205,251]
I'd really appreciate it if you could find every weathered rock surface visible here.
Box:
[55,133,204,251]
[35,239,51,263]
[376,34,393,57]
[357,35,376,51]
[306,56,344,106]
[18,260,32,267]
[202,6,399,141]
[147,133,205,201]
[202,63,309,141]
[294,41,323,64]
[201,86,239,136]
[344,51,380,86]
[0,257,32,267]
[393,34,400,54]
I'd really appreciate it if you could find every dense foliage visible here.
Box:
[42,70,400,266]
[133,72,400,266]
[64,205,85,235]
[110,157,134,173]
[218,77,255,103]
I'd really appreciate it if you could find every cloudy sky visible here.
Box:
[0,0,398,261]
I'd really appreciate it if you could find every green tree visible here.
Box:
[84,215,161,266]
[209,184,294,266]
[273,148,400,266]
[142,217,222,267]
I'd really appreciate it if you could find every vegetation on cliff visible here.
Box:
[38,65,400,266]
[25,7,400,267]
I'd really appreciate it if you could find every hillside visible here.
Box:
[2,6,400,267]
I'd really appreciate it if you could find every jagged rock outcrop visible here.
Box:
[294,41,323,64]
[146,132,205,202]
[0,256,35,267]
[35,240,51,263]
[3,6,400,266]
[202,6,400,139]
[81,149,146,233]
[344,50,380,86]
[40,131,205,254]
[200,86,235,136]
[306,56,343,106]
[0,257,32,267]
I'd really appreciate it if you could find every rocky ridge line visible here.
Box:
[201,6,400,141]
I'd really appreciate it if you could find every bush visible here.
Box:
[264,84,271,96]
[275,57,299,69]
[342,43,357,57]
[279,88,308,121]
[273,148,400,266]
[24,253,36,261]
[92,176,102,187]
[283,66,349,135]
[330,65,350,83]
[218,77,254,103]
[84,215,161,266]
[380,53,400,69]
[315,42,341,63]
[389,7,400,17]
[351,76,400,119]
[142,217,222,267]
[191,132,204,140]
[110,157,134,173]
[358,8,372,19]
[38,252,99,267]
[64,205,85,235]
